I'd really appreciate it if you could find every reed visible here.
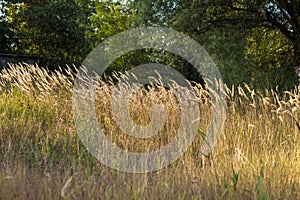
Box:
[0,64,299,199]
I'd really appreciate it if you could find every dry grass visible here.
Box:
[0,64,299,199]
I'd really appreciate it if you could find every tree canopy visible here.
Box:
[133,0,299,89]
[0,0,299,90]
[5,0,90,68]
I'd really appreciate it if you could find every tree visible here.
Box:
[131,0,179,27]
[6,0,91,68]
[244,27,295,90]
[173,1,300,77]
[0,0,13,53]
[86,1,153,77]
[132,0,300,89]
[265,1,300,66]
[86,1,135,48]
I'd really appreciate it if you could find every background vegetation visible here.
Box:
[1,0,299,90]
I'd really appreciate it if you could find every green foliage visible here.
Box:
[231,167,239,192]
[198,27,250,87]
[85,1,144,76]
[0,0,12,53]
[256,166,269,200]
[6,0,90,68]
[245,27,296,90]
[87,1,135,48]
[132,0,179,27]
[132,0,299,91]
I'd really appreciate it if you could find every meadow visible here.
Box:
[0,64,299,199]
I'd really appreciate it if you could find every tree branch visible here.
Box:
[265,11,295,41]
[272,0,298,33]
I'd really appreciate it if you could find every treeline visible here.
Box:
[0,0,299,90]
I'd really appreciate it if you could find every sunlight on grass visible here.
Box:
[0,64,299,199]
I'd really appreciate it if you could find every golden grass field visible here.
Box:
[0,64,299,199]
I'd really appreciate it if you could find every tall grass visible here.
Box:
[0,64,299,199]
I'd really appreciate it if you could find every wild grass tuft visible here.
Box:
[0,64,299,199]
